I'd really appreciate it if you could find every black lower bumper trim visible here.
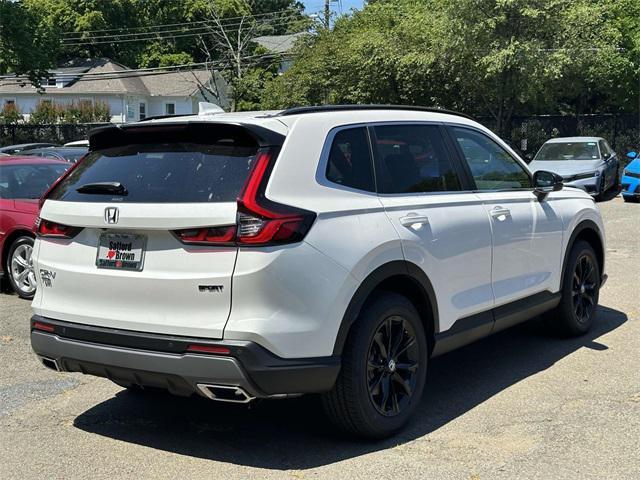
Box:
[30,315,340,397]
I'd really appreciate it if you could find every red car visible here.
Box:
[0,156,69,299]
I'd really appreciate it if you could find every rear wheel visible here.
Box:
[548,240,600,336]
[6,236,37,300]
[322,292,428,438]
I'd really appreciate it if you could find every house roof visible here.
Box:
[0,58,215,97]
[254,32,306,54]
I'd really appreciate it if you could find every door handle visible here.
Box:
[490,206,511,218]
[400,214,429,228]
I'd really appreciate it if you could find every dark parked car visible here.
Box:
[0,156,70,299]
[23,147,88,163]
[0,143,57,155]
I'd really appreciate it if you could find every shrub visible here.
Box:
[0,103,22,124]
[29,101,61,124]
[28,100,111,124]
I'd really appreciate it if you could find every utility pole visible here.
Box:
[324,0,331,29]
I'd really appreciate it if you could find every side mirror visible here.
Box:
[533,170,563,200]
[627,151,638,160]
[602,151,611,160]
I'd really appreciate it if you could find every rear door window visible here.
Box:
[49,142,259,203]
[373,124,462,193]
[325,127,375,192]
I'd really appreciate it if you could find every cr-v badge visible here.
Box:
[104,207,119,224]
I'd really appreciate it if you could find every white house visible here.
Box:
[0,58,229,123]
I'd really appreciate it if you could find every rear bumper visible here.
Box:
[30,315,340,398]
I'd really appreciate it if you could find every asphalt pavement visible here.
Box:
[1,195,638,479]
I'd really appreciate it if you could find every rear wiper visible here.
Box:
[76,182,128,196]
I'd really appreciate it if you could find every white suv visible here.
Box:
[30,105,607,438]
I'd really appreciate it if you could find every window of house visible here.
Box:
[452,127,531,190]
[139,102,146,120]
[373,124,462,194]
[325,127,375,192]
[3,99,16,107]
[47,77,57,87]
[126,103,135,120]
[164,103,175,115]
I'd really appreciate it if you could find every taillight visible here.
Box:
[35,217,82,238]
[173,225,236,246]
[236,149,315,246]
[32,321,55,333]
[173,148,315,247]
[39,152,88,210]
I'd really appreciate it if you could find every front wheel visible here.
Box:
[548,240,600,336]
[6,236,37,300]
[322,292,428,438]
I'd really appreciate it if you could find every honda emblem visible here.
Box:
[104,207,119,224]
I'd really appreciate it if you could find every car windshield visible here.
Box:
[0,163,69,199]
[535,142,600,161]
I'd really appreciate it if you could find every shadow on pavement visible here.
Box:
[74,305,627,470]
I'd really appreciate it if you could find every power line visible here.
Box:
[62,18,305,47]
[62,20,303,47]
[0,55,293,87]
[62,12,303,42]
[61,8,311,37]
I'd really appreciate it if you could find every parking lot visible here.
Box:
[0,195,638,480]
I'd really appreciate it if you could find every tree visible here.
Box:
[262,0,638,136]
[0,0,54,84]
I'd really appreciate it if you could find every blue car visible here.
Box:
[621,151,640,202]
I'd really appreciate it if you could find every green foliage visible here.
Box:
[29,101,61,124]
[262,0,638,135]
[0,0,55,83]
[0,103,22,124]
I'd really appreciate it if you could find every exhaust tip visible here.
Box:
[197,384,254,403]
[40,357,60,372]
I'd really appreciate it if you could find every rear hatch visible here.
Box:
[32,122,282,338]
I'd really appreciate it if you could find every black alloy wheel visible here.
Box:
[572,254,598,325]
[367,315,420,416]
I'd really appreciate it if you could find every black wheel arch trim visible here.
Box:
[332,260,439,356]
[561,219,605,285]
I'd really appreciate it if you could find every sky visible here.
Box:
[303,0,366,17]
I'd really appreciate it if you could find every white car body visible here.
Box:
[30,106,606,416]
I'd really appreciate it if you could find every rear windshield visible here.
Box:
[534,142,600,161]
[48,143,258,203]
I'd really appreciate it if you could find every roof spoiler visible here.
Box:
[88,122,285,151]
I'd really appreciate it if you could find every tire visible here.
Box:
[6,235,37,300]
[548,240,600,336]
[322,292,428,438]
[595,175,607,201]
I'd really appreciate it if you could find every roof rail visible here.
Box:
[137,113,197,123]
[276,104,474,120]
